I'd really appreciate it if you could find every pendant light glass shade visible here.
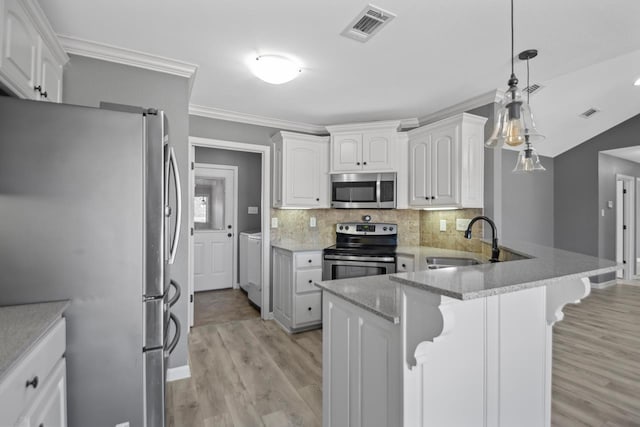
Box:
[512,143,546,172]
[485,86,545,148]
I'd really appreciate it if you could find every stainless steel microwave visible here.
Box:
[330,173,396,209]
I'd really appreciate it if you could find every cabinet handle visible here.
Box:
[363,162,367,165]
[308,259,312,263]
[227,225,232,229]
[425,196,429,200]
[39,424,44,427]
[356,162,360,166]
[33,85,42,93]
[308,307,312,311]
[431,196,436,200]
[316,198,319,202]
[402,264,406,268]
[26,376,39,389]
[42,91,48,99]
[227,233,232,237]
[308,279,312,283]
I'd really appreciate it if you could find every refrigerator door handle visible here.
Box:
[168,279,181,307]
[166,312,181,355]
[168,146,182,265]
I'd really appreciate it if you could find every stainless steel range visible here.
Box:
[322,222,398,281]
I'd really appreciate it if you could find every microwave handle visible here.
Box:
[376,174,381,208]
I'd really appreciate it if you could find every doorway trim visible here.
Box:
[188,136,272,327]
[615,174,635,280]
[193,163,238,291]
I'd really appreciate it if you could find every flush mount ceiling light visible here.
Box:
[486,0,545,149]
[250,55,301,85]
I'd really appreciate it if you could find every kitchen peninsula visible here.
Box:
[316,242,619,427]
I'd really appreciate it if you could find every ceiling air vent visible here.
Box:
[523,83,543,96]
[580,107,600,119]
[341,4,396,43]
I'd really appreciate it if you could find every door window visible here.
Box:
[194,177,226,230]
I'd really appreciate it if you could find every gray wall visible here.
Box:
[64,55,191,369]
[501,150,555,246]
[190,114,279,145]
[555,113,640,258]
[597,153,640,262]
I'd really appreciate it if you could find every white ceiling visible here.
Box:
[38,0,640,157]
[602,146,640,164]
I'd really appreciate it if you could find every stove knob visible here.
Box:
[383,227,388,231]
[345,226,350,230]
[389,227,394,231]
[339,226,344,230]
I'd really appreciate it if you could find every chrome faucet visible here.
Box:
[464,216,500,263]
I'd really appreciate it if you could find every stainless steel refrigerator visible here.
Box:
[0,96,183,427]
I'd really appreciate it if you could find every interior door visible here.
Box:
[193,166,236,291]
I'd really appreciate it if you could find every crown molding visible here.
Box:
[22,0,69,65]
[57,35,198,96]
[189,104,328,135]
[418,89,503,126]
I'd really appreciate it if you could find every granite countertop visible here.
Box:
[271,240,328,252]
[316,241,620,322]
[317,275,401,323]
[0,301,70,382]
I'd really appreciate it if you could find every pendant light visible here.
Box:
[513,49,545,172]
[486,0,545,148]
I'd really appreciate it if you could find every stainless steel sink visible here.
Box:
[425,256,482,269]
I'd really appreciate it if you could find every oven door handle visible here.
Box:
[376,173,381,208]
[324,254,396,263]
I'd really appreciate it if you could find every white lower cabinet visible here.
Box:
[0,318,67,427]
[272,247,323,332]
[396,254,415,273]
[322,292,401,427]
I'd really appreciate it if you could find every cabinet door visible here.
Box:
[332,134,362,172]
[409,138,431,206]
[285,141,323,207]
[25,359,67,427]
[396,255,415,273]
[271,142,283,207]
[1,0,39,99]
[362,132,394,171]
[37,41,63,103]
[273,249,293,323]
[431,125,459,206]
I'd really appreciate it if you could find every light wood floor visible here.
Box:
[193,288,260,327]
[169,285,640,426]
[551,284,640,426]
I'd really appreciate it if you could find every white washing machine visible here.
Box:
[239,231,262,307]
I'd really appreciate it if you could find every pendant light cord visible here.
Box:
[526,57,530,104]
[511,0,514,76]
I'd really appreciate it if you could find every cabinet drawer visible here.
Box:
[0,318,66,426]
[294,292,322,325]
[295,252,322,268]
[23,358,66,427]
[296,269,322,294]
[396,255,415,273]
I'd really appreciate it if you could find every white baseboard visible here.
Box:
[617,279,640,287]
[590,279,617,289]
[167,364,191,382]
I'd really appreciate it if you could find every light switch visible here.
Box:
[271,217,278,228]
[607,201,614,209]
[310,217,317,227]
[439,220,447,231]
[456,218,471,231]
[248,206,259,214]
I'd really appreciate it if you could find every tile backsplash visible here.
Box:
[270,208,484,251]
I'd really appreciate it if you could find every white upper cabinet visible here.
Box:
[408,113,487,209]
[0,0,68,102]
[271,131,330,208]
[327,121,400,173]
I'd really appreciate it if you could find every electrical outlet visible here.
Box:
[248,206,258,214]
[439,220,447,231]
[608,200,614,209]
[271,217,278,228]
[456,218,471,231]
[310,217,317,228]
[601,209,605,217]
